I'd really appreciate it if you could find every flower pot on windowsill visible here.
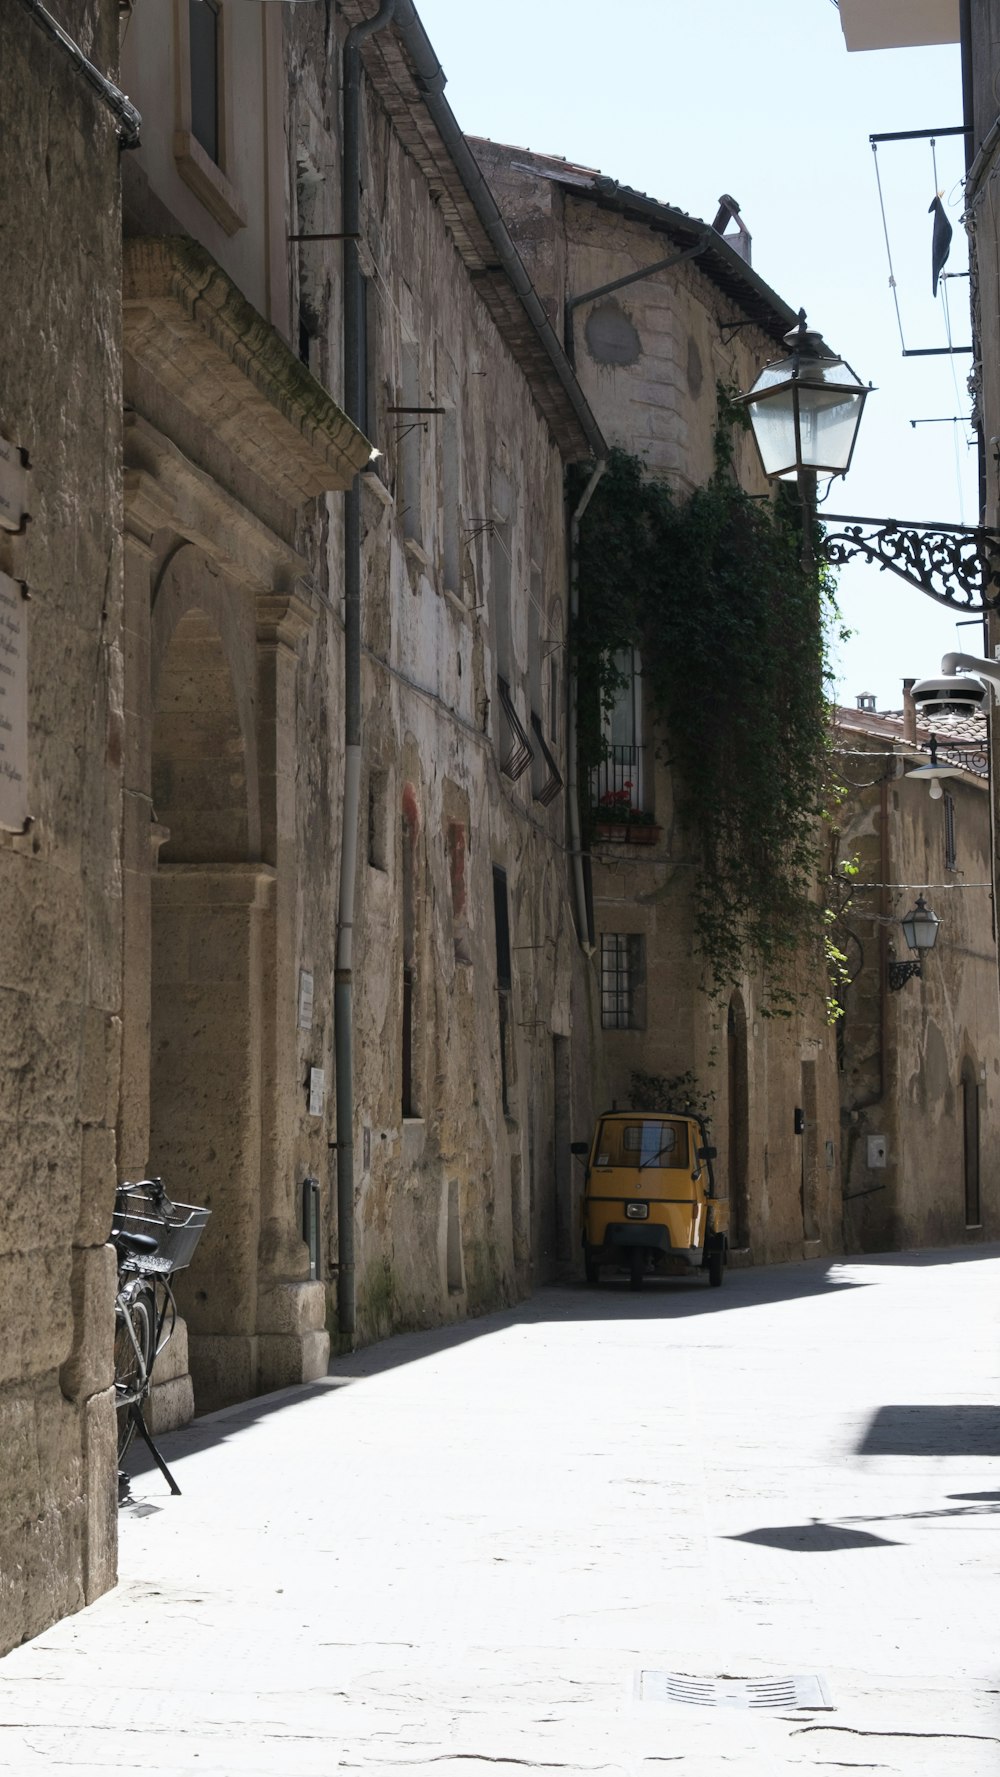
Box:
[594,821,628,841]
[626,823,661,846]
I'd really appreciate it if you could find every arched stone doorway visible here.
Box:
[727,994,750,1249]
[148,553,270,1410]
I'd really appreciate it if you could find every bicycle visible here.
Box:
[111,1177,210,1497]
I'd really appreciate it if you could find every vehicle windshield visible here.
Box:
[593,1119,690,1169]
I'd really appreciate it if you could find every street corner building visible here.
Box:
[474,140,846,1267]
[834,691,999,1250]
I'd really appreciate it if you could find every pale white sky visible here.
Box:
[417,0,979,711]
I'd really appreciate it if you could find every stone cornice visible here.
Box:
[124,411,307,590]
[124,237,372,501]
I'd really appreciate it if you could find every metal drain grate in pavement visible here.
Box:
[638,1671,832,1711]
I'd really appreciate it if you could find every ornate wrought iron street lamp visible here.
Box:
[889,894,940,990]
[740,312,869,482]
[739,313,1000,613]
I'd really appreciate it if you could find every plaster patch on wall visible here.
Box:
[585,299,642,366]
[920,1018,951,1108]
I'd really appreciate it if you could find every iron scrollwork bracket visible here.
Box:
[821,515,1000,613]
[887,957,923,991]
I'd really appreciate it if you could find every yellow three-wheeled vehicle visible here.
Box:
[573,1109,728,1290]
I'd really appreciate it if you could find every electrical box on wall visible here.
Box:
[867,1135,887,1169]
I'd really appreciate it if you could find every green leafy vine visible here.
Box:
[574,388,843,1014]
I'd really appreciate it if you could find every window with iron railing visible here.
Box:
[590,743,645,819]
[600,933,646,1030]
[590,649,645,815]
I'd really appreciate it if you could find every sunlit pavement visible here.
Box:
[1,1248,999,1775]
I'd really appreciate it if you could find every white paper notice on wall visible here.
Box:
[298,969,314,1032]
[0,572,28,832]
[308,1067,325,1119]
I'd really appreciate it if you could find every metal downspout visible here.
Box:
[17,0,141,146]
[568,462,607,952]
[336,0,397,1341]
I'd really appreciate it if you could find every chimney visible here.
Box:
[902,678,917,743]
[712,195,751,266]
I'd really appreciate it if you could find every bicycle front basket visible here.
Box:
[113,1181,211,1275]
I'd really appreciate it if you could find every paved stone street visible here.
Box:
[1,1247,998,1775]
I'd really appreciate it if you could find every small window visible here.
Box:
[944,790,957,872]
[448,821,471,965]
[600,932,646,1030]
[189,0,220,165]
[441,409,461,594]
[493,865,512,989]
[399,340,422,542]
[367,769,388,871]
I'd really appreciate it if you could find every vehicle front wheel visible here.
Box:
[708,1246,725,1288]
[628,1248,644,1291]
[584,1252,600,1286]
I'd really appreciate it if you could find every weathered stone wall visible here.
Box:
[286,22,594,1340]
[836,722,1000,1249]
[0,1,122,1653]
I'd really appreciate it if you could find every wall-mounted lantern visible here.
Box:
[888,894,940,990]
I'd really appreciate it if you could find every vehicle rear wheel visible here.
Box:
[708,1246,724,1288]
[114,1283,156,1463]
[628,1247,644,1291]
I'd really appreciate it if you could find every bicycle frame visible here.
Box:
[113,1271,176,1409]
[112,1178,209,1498]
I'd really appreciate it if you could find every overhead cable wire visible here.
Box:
[872,140,907,351]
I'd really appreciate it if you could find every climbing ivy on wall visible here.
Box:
[574,390,842,1014]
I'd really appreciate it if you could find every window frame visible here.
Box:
[173,0,248,236]
[600,932,646,1030]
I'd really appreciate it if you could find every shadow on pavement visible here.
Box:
[855,1403,1000,1457]
[726,1520,900,1551]
[122,1244,1000,1488]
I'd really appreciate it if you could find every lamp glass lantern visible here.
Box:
[899,894,940,955]
[741,314,870,482]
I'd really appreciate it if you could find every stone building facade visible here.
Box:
[2,0,605,1655]
[839,0,1000,1037]
[475,145,845,1266]
[0,0,123,1657]
[290,6,604,1331]
[834,695,999,1249]
[118,16,370,1420]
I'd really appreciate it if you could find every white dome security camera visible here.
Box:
[910,674,991,718]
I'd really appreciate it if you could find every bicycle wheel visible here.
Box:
[114,1283,156,1464]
